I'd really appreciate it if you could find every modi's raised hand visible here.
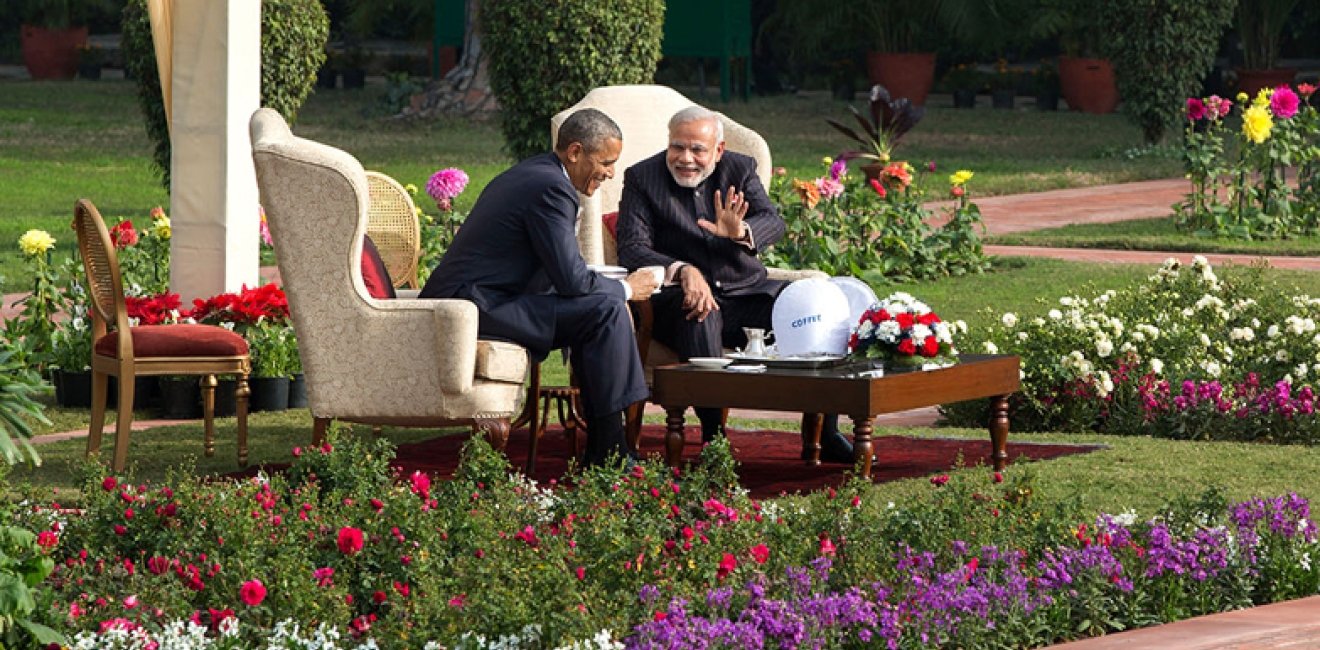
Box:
[699,186,750,240]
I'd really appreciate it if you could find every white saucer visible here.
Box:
[689,357,733,369]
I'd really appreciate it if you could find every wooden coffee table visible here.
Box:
[651,354,1021,478]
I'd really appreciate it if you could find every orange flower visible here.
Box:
[881,162,912,188]
[792,179,820,209]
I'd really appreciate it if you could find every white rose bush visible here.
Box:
[945,257,1320,442]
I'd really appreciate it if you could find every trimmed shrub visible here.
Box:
[1098,0,1237,143]
[481,1,664,160]
[121,0,329,187]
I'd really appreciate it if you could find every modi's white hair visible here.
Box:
[668,106,723,142]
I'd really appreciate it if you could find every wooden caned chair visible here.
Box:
[364,171,422,292]
[74,199,251,473]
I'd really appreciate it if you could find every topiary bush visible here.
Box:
[121,0,329,188]
[1097,0,1237,144]
[482,1,664,160]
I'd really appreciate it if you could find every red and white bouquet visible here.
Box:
[847,292,957,365]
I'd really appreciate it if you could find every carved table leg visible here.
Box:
[990,394,1010,471]
[850,414,875,479]
[664,406,687,468]
[475,416,511,452]
[201,374,217,457]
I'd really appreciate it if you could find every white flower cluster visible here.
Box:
[971,257,1320,405]
[71,620,387,650]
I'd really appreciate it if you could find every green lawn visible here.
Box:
[0,78,1181,291]
[988,217,1320,256]
[15,255,1320,514]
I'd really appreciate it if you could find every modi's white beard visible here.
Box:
[668,163,715,189]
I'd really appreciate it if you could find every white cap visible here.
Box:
[772,278,852,355]
[829,276,878,328]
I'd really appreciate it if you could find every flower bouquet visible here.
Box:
[847,292,957,368]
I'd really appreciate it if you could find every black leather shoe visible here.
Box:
[818,431,856,464]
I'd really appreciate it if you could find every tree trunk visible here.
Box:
[404,0,496,118]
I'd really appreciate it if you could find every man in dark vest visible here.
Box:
[420,108,658,466]
[616,106,854,462]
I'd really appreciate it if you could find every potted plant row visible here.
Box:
[245,320,301,412]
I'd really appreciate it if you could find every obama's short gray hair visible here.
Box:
[555,108,623,154]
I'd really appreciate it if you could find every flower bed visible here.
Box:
[946,257,1320,441]
[14,431,1320,648]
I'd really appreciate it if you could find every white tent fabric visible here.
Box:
[155,0,262,301]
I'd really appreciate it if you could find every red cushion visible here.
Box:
[361,235,396,299]
[95,324,249,358]
[602,211,619,240]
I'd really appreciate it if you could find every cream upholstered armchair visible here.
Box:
[250,108,528,448]
[550,85,827,442]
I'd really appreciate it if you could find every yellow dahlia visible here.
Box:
[152,216,171,240]
[18,229,55,256]
[1242,104,1273,144]
[949,170,975,186]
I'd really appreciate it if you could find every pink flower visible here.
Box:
[426,167,469,203]
[259,218,273,247]
[819,537,836,557]
[513,525,540,548]
[815,177,844,200]
[409,471,431,499]
[1185,97,1206,121]
[749,544,770,564]
[931,474,950,486]
[102,477,118,491]
[1271,86,1300,119]
[239,579,267,606]
[869,178,886,198]
[575,566,586,580]
[313,567,335,587]
[336,526,365,555]
[110,220,138,248]
[1298,83,1316,99]
[36,530,58,549]
[122,595,139,609]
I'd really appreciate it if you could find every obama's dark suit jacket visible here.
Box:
[420,152,645,418]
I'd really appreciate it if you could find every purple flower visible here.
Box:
[828,158,847,181]
[426,167,469,202]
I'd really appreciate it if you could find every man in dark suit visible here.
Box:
[616,106,854,461]
[420,108,658,467]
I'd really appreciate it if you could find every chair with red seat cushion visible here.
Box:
[74,199,252,473]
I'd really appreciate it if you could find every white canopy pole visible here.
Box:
[168,0,261,301]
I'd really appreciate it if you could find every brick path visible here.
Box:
[17,176,1320,647]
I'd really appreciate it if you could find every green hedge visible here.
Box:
[121,0,329,187]
[482,1,664,160]
[1098,0,1237,144]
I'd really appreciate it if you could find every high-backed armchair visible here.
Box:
[550,86,827,445]
[250,108,528,448]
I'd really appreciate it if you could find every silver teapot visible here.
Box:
[743,328,770,357]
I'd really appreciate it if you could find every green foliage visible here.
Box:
[1238,0,1302,70]
[1174,88,1320,238]
[0,487,63,647]
[1098,0,1238,144]
[481,0,664,160]
[0,348,49,467]
[245,321,299,379]
[765,160,989,281]
[120,0,329,188]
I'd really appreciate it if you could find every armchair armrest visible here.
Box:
[767,267,829,282]
[375,298,480,394]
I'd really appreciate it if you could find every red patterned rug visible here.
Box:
[328,424,1102,500]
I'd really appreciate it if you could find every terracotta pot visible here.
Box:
[860,162,885,181]
[20,24,88,80]
[1058,57,1119,114]
[1234,68,1298,99]
[864,52,936,107]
